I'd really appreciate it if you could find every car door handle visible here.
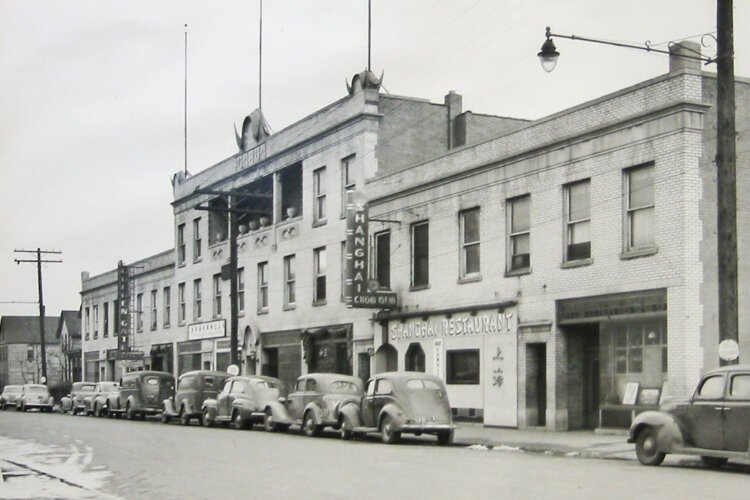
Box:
[714,406,727,411]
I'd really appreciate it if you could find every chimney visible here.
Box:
[669,41,702,74]
[445,91,463,149]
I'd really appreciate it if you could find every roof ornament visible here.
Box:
[234,107,271,152]
[346,69,383,96]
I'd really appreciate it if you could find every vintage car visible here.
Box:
[60,382,97,415]
[83,381,120,417]
[280,373,364,437]
[161,370,229,425]
[338,372,455,445]
[16,384,54,412]
[201,375,289,431]
[107,371,175,420]
[0,385,23,409]
[629,365,750,467]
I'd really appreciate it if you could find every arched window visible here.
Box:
[375,344,398,373]
[405,343,425,372]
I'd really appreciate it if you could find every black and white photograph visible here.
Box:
[1,0,749,498]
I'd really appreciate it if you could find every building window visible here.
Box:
[405,343,425,372]
[625,164,655,251]
[193,279,202,320]
[565,180,591,261]
[341,155,355,216]
[213,274,222,318]
[460,208,480,278]
[84,307,90,340]
[93,304,99,339]
[508,195,531,271]
[163,286,171,327]
[238,268,245,313]
[284,255,296,307]
[340,241,347,302]
[177,223,186,265]
[313,167,327,225]
[446,349,480,385]
[313,247,326,303]
[374,230,391,289]
[136,294,143,332]
[411,221,429,288]
[258,262,269,311]
[193,218,202,262]
[103,302,109,338]
[27,345,34,362]
[150,290,157,331]
[614,321,667,374]
[178,283,186,324]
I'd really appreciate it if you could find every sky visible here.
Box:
[1,0,748,319]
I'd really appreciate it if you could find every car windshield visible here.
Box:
[406,379,442,390]
[256,380,281,390]
[80,385,96,392]
[4,387,21,394]
[100,383,118,391]
[330,381,360,394]
[27,387,47,394]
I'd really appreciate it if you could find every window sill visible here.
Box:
[178,321,186,327]
[313,300,327,307]
[458,274,481,284]
[505,267,531,277]
[410,284,430,292]
[561,258,593,269]
[312,219,327,228]
[621,246,658,260]
[193,258,202,264]
[283,304,297,311]
[163,324,171,329]
[257,308,269,315]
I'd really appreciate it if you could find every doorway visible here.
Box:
[525,343,547,427]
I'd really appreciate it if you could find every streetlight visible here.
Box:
[538,0,738,367]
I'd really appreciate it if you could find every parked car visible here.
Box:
[16,384,54,412]
[0,385,23,409]
[83,381,120,417]
[201,375,289,431]
[281,373,364,437]
[162,370,229,425]
[338,372,455,445]
[107,371,175,420]
[60,382,97,415]
[629,364,750,467]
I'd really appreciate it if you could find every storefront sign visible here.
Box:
[114,351,144,361]
[719,339,740,362]
[390,313,515,341]
[344,191,397,309]
[115,261,132,353]
[188,319,226,340]
[433,339,443,378]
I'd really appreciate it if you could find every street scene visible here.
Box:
[2,0,750,498]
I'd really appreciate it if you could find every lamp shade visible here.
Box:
[538,38,559,72]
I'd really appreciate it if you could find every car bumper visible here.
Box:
[25,403,53,409]
[398,423,454,433]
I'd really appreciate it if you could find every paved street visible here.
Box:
[1,411,749,499]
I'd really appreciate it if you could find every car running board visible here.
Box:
[671,446,750,459]
[352,426,379,434]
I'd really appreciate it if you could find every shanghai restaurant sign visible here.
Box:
[390,312,516,341]
[115,261,132,353]
[344,191,397,308]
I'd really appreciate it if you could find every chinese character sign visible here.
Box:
[116,261,131,353]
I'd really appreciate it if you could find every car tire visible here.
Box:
[180,407,191,426]
[437,430,454,446]
[339,415,353,441]
[381,415,400,445]
[700,456,728,468]
[303,412,321,437]
[125,403,136,421]
[263,408,278,432]
[161,410,171,424]
[202,408,214,428]
[233,410,247,430]
[94,404,102,418]
[635,427,666,466]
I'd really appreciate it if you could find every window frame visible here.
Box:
[446,349,480,385]
[136,293,143,332]
[177,223,186,265]
[624,164,656,254]
[411,221,429,289]
[341,155,355,217]
[237,267,245,314]
[459,208,481,280]
[163,286,171,328]
[313,166,327,225]
[564,179,591,263]
[284,254,296,308]
[212,274,222,318]
[257,261,269,312]
[193,279,202,320]
[373,230,391,289]
[313,246,327,304]
[93,304,99,339]
[102,302,109,338]
[178,283,186,324]
[507,195,531,273]
[150,289,158,331]
[193,217,202,262]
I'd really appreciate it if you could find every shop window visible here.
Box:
[150,290,157,331]
[446,349,480,385]
[460,208,481,279]
[313,247,326,303]
[193,218,202,262]
[614,322,667,374]
[313,166,327,225]
[508,195,530,272]
[258,262,269,311]
[177,223,186,264]
[565,180,591,261]
[178,283,186,323]
[284,255,296,307]
[374,231,391,289]
[405,343,425,372]
[341,155,356,216]
[625,164,655,252]
[213,274,222,318]
[411,221,429,288]
[237,268,245,313]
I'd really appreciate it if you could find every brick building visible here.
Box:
[56,310,81,382]
[0,316,62,386]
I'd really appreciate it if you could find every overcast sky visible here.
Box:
[1,0,748,319]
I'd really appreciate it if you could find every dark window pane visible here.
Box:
[446,350,480,385]
[413,223,429,286]
[376,232,390,288]
[463,210,480,243]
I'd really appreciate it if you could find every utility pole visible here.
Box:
[14,248,63,382]
[716,0,738,365]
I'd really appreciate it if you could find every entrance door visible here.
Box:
[582,334,600,429]
[526,343,547,427]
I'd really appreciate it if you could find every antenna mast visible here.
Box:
[184,24,188,175]
[259,0,263,109]
[368,0,372,71]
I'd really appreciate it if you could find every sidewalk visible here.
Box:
[453,423,636,460]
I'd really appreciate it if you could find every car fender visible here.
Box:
[265,400,292,424]
[338,402,362,428]
[202,398,218,411]
[126,396,139,411]
[182,399,196,416]
[162,397,177,415]
[303,402,324,425]
[629,410,687,452]
[378,403,408,431]
[108,395,121,411]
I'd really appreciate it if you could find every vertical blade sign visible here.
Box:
[116,261,131,353]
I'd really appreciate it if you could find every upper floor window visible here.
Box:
[213,274,222,318]
[258,262,269,311]
[460,208,480,279]
[103,302,109,338]
[93,304,99,339]
[411,221,429,288]
[625,164,655,251]
[374,230,391,289]
[313,247,327,304]
[84,307,90,340]
[565,180,591,261]
[178,283,186,324]
[313,167,327,225]
[193,218,202,262]
[238,268,245,313]
[150,289,158,331]
[177,223,186,265]
[193,279,202,320]
[508,195,531,272]
[341,155,355,216]
[340,241,347,302]
[163,286,171,328]
[284,254,296,307]
[136,293,143,332]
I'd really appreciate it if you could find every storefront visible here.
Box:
[84,351,98,382]
[261,329,302,392]
[150,343,174,374]
[381,303,518,427]
[301,324,352,375]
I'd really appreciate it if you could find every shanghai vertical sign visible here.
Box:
[344,191,397,308]
[115,261,143,360]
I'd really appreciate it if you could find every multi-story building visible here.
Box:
[0,315,62,386]
[56,309,81,382]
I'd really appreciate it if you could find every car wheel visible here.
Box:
[635,427,666,466]
[303,412,321,437]
[202,408,214,428]
[233,410,247,430]
[339,415,353,441]
[437,430,454,446]
[0,401,5,410]
[700,456,728,468]
[381,415,400,445]
[180,407,191,426]
[263,408,278,432]
[125,403,136,421]
[161,409,171,424]
[94,404,102,418]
